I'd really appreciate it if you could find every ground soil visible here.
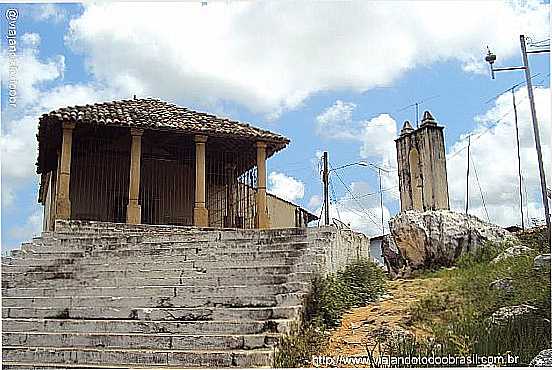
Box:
[324,277,443,360]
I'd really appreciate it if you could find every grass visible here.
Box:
[406,228,551,366]
[274,257,387,368]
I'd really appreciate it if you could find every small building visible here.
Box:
[36,98,314,230]
[395,111,450,212]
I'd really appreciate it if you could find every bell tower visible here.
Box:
[395,111,450,212]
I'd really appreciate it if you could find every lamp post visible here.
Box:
[485,35,550,231]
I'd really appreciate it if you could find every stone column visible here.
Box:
[126,128,143,224]
[256,141,269,229]
[55,122,76,220]
[194,135,209,227]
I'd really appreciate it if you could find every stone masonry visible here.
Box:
[1,221,369,369]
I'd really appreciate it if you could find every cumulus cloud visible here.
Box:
[316,100,358,139]
[66,1,549,117]
[315,100,401,201]
[30,4,68,24]
[8,210,43,241]
[447,87,551,227]
[268,172,305,203]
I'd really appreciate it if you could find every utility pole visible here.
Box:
[512,88,525,229]
[465,136,471,214]
[485,35,550,231]
[378,168,384,235]
[322,151,330,226]
[520,35,550,231]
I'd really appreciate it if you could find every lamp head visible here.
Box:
[485,47,497,65]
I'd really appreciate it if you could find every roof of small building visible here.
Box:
[39,98,290,145]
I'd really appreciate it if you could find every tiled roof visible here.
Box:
[39,98,289,144]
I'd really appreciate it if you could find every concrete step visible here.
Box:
[3,305,303,321]
[2,331,280,350]
[3,318,295,335]
[2,346,275,367]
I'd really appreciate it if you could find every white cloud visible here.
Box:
[446,87,551,227]
[308,195,322,210]
[9,209,43,241]
[316,100,358,139]
[31,4,67,24]
[268,171,305,203]
[66,1,549,117]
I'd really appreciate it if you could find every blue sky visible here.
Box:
[1,1,550,250]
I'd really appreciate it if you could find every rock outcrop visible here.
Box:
[387,210,512,271]
[534,254,551,270]
[491,245,534,264]
[530,349,552,367]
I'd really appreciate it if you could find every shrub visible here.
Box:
[275,258,387,367]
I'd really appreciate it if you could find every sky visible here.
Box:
[0,1,550,251]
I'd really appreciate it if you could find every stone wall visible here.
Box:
[306,226,371,274]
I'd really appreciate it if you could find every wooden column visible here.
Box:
[193,135,209,227]
[55,122,76,220]
[126,128,143,224]
[256,141,269,229]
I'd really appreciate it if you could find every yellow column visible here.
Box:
[126,128,143,224]
[256,141,269,229]
[194,135,209,227]
[55,122,76,220]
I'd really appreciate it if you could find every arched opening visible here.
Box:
[409,148,423,210]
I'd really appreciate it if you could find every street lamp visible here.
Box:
[484,35,550,231]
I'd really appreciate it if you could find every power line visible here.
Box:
[448,73,550,160]
[329,162,381,227]
[470,155,490,222]
[328,176,341,221]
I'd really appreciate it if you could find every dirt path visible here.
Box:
[324,277,443,358]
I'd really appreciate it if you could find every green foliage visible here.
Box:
[275,257,387,368]
[305,258,387,328]
[273,323,327,368]
[407,235,551,366]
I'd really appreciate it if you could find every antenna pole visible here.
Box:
[465,136,471,214]
[415,102,419,127]
[378,168,384,235]
[512,88,525,229]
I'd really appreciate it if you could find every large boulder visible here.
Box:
[388,210,512,270]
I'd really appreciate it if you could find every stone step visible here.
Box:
[4,264,298,278]
[2,332,281,350]
[18,241,311,257]
[2,346,275,367]
[5,249,302,267]
[2,257,299,273]
[2,282,300,298]
[3,305,302,321]
[3,272,313,289]
[3,318,295,335]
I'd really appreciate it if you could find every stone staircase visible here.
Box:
[1,220,362,369]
